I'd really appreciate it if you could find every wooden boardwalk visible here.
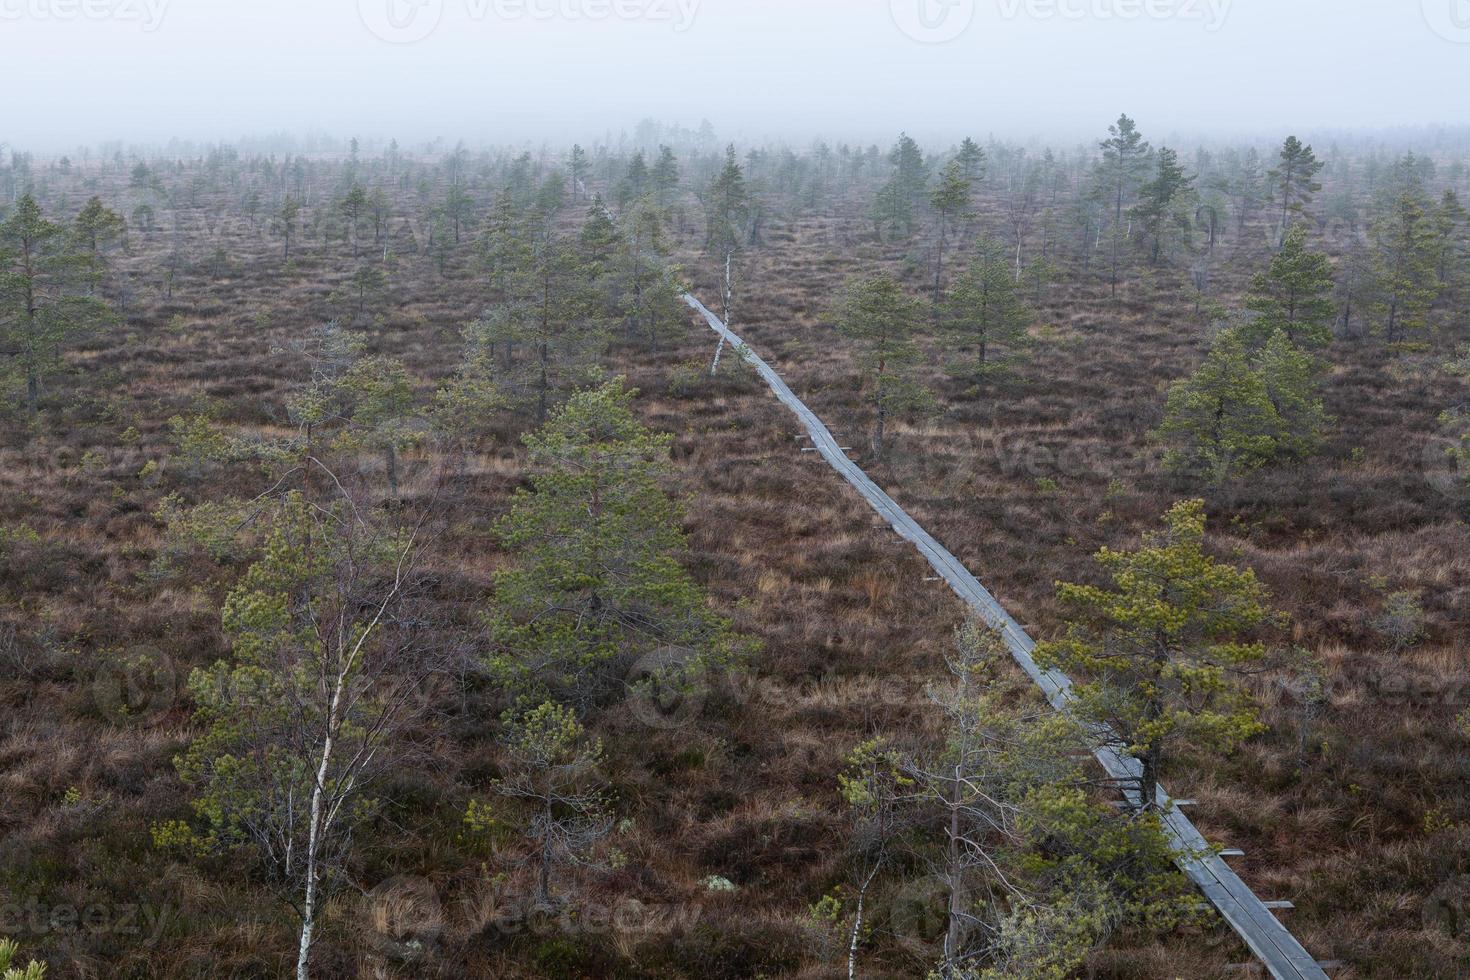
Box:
[684,294,1329,980]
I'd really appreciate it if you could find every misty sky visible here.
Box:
[3,0,1468,151]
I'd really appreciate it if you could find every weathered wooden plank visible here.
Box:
[684,294,1329,980]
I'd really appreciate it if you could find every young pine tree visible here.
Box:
[1255,329,1327,460]
[1035,499,1276,811]
[1098,114,1152,297]
[832,274,932,458]
[1270,136,1324,244]
[486,379,737,699]
[568,144,589,201]
[1373,190,1441,346]
[1243,225,1337,349]
[1131,146,1195,265]
[943,237,1032,384]
[705,144,749,256]
[337,354,421,500]
[72,195,127,291]
[488,700,612,906]
[1154,328,1295,482]
[871,133,928,242]
[956,136,986,182]
[522,236,608,423]
[274,197,301,261]
[651,145,681,207]
[0,193,114,409]
[929,159,973,306]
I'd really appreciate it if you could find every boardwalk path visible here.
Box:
[683,294,1328,980]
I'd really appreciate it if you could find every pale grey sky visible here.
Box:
[3,0,1468,151]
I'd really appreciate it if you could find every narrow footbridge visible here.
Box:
[684,294,1330,980]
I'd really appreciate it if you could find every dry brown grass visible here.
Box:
[0,156,1466,978]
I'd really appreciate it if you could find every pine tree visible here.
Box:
[1035,500,1275,811]
[274,197,301,261]
[1229,147,1265,236]
[956,137,986,182]
[1255,329,1326,459]
[486,379,737,697]
[1334,238,1383,342]
[705,144,748,256]
[568,144,589,201]
[651,145,680,207]
[618,151,650,209]
[72,195,126,290]
[1373,190,1440,345]
[1099,114,1151,296]
[844,624,1197,978]
[1432,189,1469,335]
[0,193,114,409]
[339,183,368,254]
[523,237,606,422]
[1243,225,1336,349]
[534,171,567,235]
[444,182,475,244]
[618,198,684,350]
[944,237,1032,382]
[1131,146,1195,264]
[577,196,623,284]
[929,159,973,306]
[481,187,532,303]
[832,274,932,457]
[1154,328,1286,481]
[345,263,387,319]
[487,701,612,905]
[432,328,508,451]
[1269,136,1324,244]
[871,132,929,241]
[338,354,420,499]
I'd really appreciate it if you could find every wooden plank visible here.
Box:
[684,294,1329,980]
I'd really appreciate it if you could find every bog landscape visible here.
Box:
[2,3,1470,978]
